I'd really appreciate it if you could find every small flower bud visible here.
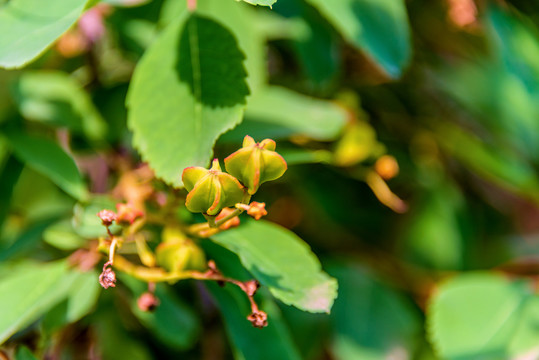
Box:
[99,261,116,289]
[97,209,117,226]
[182,159,246,216]
[116,203,144,224]
[156,228,206,272]
[225,135,287,195]
[246,202,267,220]
[137,292,160,312]
[247,310,268,328]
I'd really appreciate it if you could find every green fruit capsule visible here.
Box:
[182,159,246,216]
[156,227,206,272]
[224,135,287,195]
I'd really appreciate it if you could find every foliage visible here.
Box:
[1,0,539,359]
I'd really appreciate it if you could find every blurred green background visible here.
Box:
[1,0,539,359]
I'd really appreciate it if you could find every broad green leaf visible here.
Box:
[10,168,74,222]
[402,180,465,270]
[207,283,302,360]
[428,273,539,359]
[42,270,101,333]
[95,307,153,360]
[0,155,23,232]
[0,0,88,68]
[127,12,249,187]
[279,304,331,360]
[240,0,277,7]
[12,71,107,142]
[43,219,87,250]
[0,261,73,343]
[435,62,539,159]
[273,0,340,85]
[159,0,266,91]
[211,220,338,313]
[328,263,421,360]
[0,220,54,261]
[15,346,38,360]
[123,276,201,350]
[5,132,88,201]
[304,0,411,78]
[435,123,539,203]
[244,86,347,141]
[65,270,100,322]
[488,5,539,94]
[202,241,301,360]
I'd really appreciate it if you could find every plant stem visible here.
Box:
[186,195,252,237]
[215,207,243,227]
[109,237,118,264]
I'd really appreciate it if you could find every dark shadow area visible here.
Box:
[175,14,250,108]
[351,1,407,76]
[250,264,287,292]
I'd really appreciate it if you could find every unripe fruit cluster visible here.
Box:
[182,136,287,216]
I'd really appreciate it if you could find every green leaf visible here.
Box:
[42,270,101,333]
[207,283,302,360]
[304,0,411,78]
[244,86,347,141]
[10,168,74,221]
[95,307,153,360]
[0,260,73,343]
[202,241,302,359]
[0,155,23,232]
[211,220,338,313]
[11,71,107,142]
[64,270,100,322]
[0,0,88,68]
[43,219,87,251]
[127,12,249,187]
[328,262,421,360]
[0,220,55,261]
[273,0,340,85]
[122,276,201,350]
[6,131,89,200]
[159,0,266,92]
[240,0,277,7]
[15,346,38,360]
[428,273,539,359]
[435,61,539,159]
[401,180,465,270]
[488,5,539,94]
[435,123,539,203]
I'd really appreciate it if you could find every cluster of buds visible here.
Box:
[182,136,287,219]
[155,227,206,273]
[225,136,287,195]
[96,203,145,290]
[93,136,283,329]
[183,159,246,216]
[97,203,144,227]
